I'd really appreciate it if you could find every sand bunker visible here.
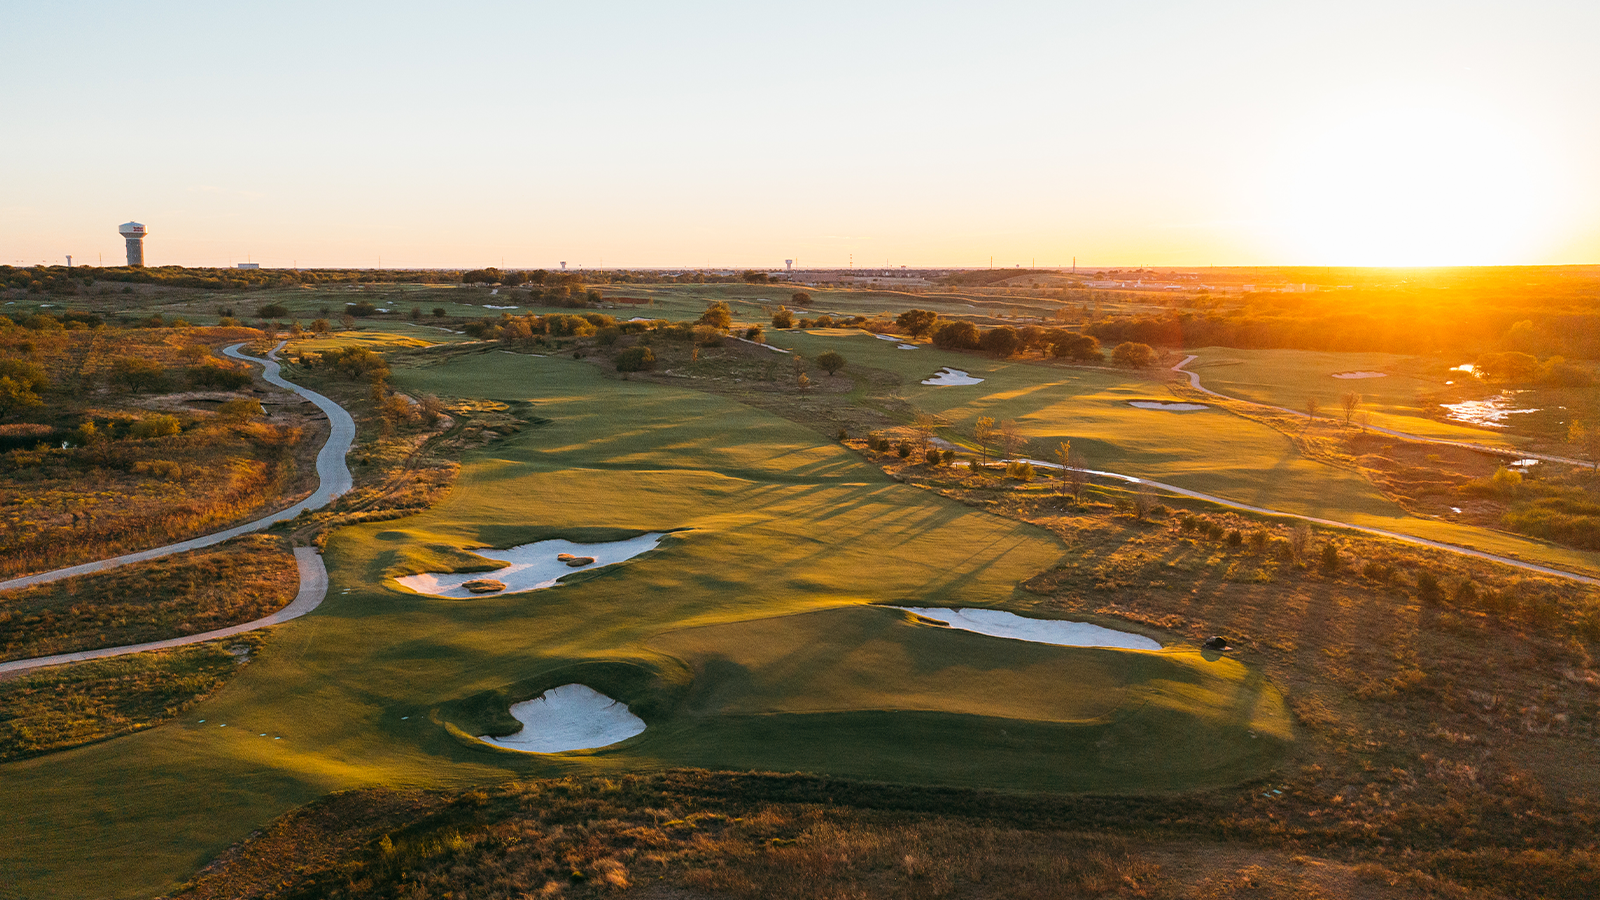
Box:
[894,607,1160,650]
[874,333,900,341]
[484,304,519,310]
[1332,371,1387,379]
[922,367,984,386]
[1129,401,1209,411]
[897,344,917,350]
[397,533,668,598]
[479,684,646,753]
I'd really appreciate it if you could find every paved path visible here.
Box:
[1171,354,1590,468]
[0,549,329,676]
[0,341,355,675]
[0,342,354,593]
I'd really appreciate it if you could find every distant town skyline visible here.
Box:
[5,1,1597,270]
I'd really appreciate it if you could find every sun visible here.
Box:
[1271,97,1561,266]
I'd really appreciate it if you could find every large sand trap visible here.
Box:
[1332,371,1387,379]
[874,333,900,341]
[894,607,1160,650]
[1129,400,1209,411]
[479,684,646,753]
[922,367,984,386]
[397,533,668,598]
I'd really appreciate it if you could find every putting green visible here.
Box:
[0,351,1287,900]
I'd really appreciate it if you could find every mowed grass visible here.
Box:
[1181,347,1522,445]
[0,351,1286,899]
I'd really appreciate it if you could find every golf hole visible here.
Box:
[1128,401,1209,411]
[922,367,984,386]
[894,607,1161,650]
[479,684,646,753]
[396,533,669,598]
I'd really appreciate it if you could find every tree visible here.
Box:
[311,318,331,334]
[771,307,794,329]
[110,357,169,393]
[816,350,845,376]
[1110,341,1158,367]
[791,291,813,307]
[217,398,264,421]
[896,309,938,338]
[1340,392,1361,426]
[974,416,996,463]
[1054,440,1072,494]
[349,300,379,317]
[257,303,289,319]
[913,413,940,453]
[999,419,1025,460]
[1571,422,1600,473]
[1305,397,1321,429]
[932,321,980,350]
[1049,332,1102,362]
[698,301,732,330]
[0,376,42,417]
[980,326,1020,358]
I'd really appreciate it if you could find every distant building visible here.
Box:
[236,262,260,269]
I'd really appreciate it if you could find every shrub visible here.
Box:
[1179,515,1197,533]
[836,428,848,441]
[1226,529,1243,549]
[692,324,724,347]
[771,307,794,329]
[217,398,264,420]
[817,350,845,375]
[1205,522,1225,540]
[110,357,169,393]
[595,326,622,347]
[943,449,956,465]
[1006,460,1034,481]
[790,291,812,306]
[1290,523,1312,560]
[256,303,290,319]
[1320,543,1340,572]
[1416,571,1443,604]
[926,447,942,465]
[744,326,764,342]
[697,302,732,330]
[432,307,447,318]
[349,300,379,317]
[187,365,252,390]
[897,442,913,459]
[310,318,331,334]
[1248,530,1269,553]
[1455,579,1479,607]
[615,346,655,372]
[128,414,181,439]
[1362,561,1393,582]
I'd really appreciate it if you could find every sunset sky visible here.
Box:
[5,1,1598,270]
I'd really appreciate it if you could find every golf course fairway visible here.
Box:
[0,351,1290,900]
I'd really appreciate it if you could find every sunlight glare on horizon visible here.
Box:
[1270,96,1566,266]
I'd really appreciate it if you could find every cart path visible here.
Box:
[0,341,354,594]
[1171,354,1589,467]
[0,548,328,676]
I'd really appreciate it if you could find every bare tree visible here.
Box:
[1357,411,1372,433]
[1053,440,1072,495]
[1067,450,1089,501]
[1134,485,1156,520]
[999,419,1025,461]
[1304,397,1321,430]
[1572,421,1600,473]
[913,413,940,454]
[974,416,996,463]
[1340,392,1361,426]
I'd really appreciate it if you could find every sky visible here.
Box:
[4,1,1598,269]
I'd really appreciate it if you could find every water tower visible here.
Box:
[118,222,148,267]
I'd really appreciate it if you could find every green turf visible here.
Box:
[0,351,1288,899]
[1180,347,1524,446]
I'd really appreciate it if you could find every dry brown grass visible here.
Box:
[0,534,299,662]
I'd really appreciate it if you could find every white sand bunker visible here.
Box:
[922,367,984,386]
[479,684,646,753]
[397,533,668,598]
[1332,371,1387,379]
[874,333,900,341]
[897,344,917,350]
[1129,401,1209,411]
[894,607,1160,650]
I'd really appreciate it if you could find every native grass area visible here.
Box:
[1,278,1598,900]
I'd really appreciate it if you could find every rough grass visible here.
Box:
[0,632,268,762]
[168,772,1526,900]
[0,534,298,662]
